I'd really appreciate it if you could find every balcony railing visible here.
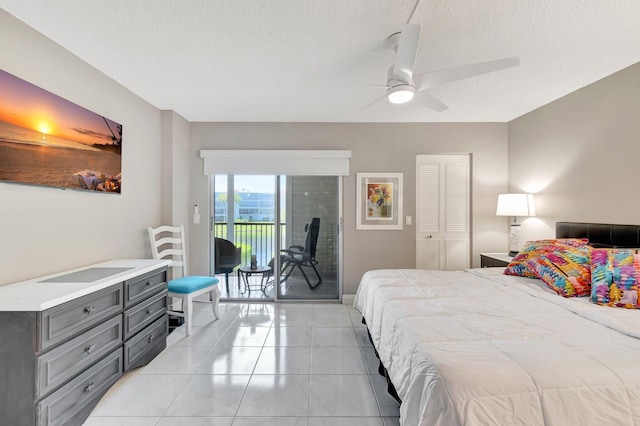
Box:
[213,222,285,267]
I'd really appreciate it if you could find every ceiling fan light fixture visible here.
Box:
[387,84,415,104]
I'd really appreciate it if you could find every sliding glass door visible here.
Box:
[212,174,277,300]
[211,174,341,301]
[277,175,340,300]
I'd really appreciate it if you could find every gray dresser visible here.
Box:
[0,259,171,426]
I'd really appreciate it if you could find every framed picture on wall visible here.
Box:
[356,172,403,230]
[0,68,122,193]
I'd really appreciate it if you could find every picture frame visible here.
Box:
[0,68,122,193]
[356,172,403,230]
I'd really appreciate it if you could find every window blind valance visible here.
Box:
[200,150,351,176]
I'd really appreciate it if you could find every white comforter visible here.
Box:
[353,268,640,426]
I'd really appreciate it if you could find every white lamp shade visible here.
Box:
[496,193,536,217]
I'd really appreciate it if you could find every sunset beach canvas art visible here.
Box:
[0,69,122,193]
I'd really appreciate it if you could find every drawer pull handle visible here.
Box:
[146,308,153,315]
[84,306,96,314]
[147,334,154,344]
[84,382,95,393]
[146,281,152,286]
[85,343,96,354]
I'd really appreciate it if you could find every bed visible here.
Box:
[353,222,640,426]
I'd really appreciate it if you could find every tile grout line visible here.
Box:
[159,304,244,422]
[231,315,269,419]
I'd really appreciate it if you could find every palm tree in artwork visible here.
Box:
[102,116,122,146]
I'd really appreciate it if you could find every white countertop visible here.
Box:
[0,259,171,312]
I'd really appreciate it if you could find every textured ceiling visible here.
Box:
[1,0,639,122]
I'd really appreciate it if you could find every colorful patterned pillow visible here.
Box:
[591,249,640,308]
[524,245,593,297]
[503,238,589,278]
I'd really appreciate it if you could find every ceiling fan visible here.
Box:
[370,23,520,112]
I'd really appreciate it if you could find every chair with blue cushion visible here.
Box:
[148,225,220,336]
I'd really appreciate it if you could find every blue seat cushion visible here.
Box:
[168,276,219,294]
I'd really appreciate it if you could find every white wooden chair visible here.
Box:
[148,225,220,335]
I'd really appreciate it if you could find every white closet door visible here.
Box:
[416,161,442,270]
[416,154,470,270]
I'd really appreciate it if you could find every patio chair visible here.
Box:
[214,237,242,293]
[260,254,288,294]
[280,217,322,289]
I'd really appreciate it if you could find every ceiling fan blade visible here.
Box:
[417,91,449,112]
[353,93,388,116]
[392,23,421,83]
[308,82,388,89]
[414,57,520,91]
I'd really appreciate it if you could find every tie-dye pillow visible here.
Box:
[591,249,640,308]
[524,244,593,297]
[503,238,590,278]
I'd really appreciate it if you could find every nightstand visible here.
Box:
[480,253,513,268]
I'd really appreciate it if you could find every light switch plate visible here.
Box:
[405,216,412,225]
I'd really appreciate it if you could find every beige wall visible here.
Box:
[188,122,509,295]
[508,62,640,243]
[160,111,191,238]
[0,10,163,285]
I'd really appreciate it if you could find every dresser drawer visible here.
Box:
[38,284,123,351]
[36,315,122,398]
[36,348,122,426]
[124,315,168,371]
[123,290,167,340]
[124,268,167,308]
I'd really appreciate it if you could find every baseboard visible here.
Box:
[342,294,356,305]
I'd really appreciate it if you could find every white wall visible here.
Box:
[508,62,640,243]
[188,122,509,295]
[0,10,163,285]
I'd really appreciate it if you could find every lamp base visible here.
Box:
[508,223,522,255]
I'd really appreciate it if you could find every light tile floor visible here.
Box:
[84,302,400,426]
[219,274,340,300]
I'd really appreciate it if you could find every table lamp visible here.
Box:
[496,193,536,256]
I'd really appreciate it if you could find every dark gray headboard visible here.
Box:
[556,222,640,248]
